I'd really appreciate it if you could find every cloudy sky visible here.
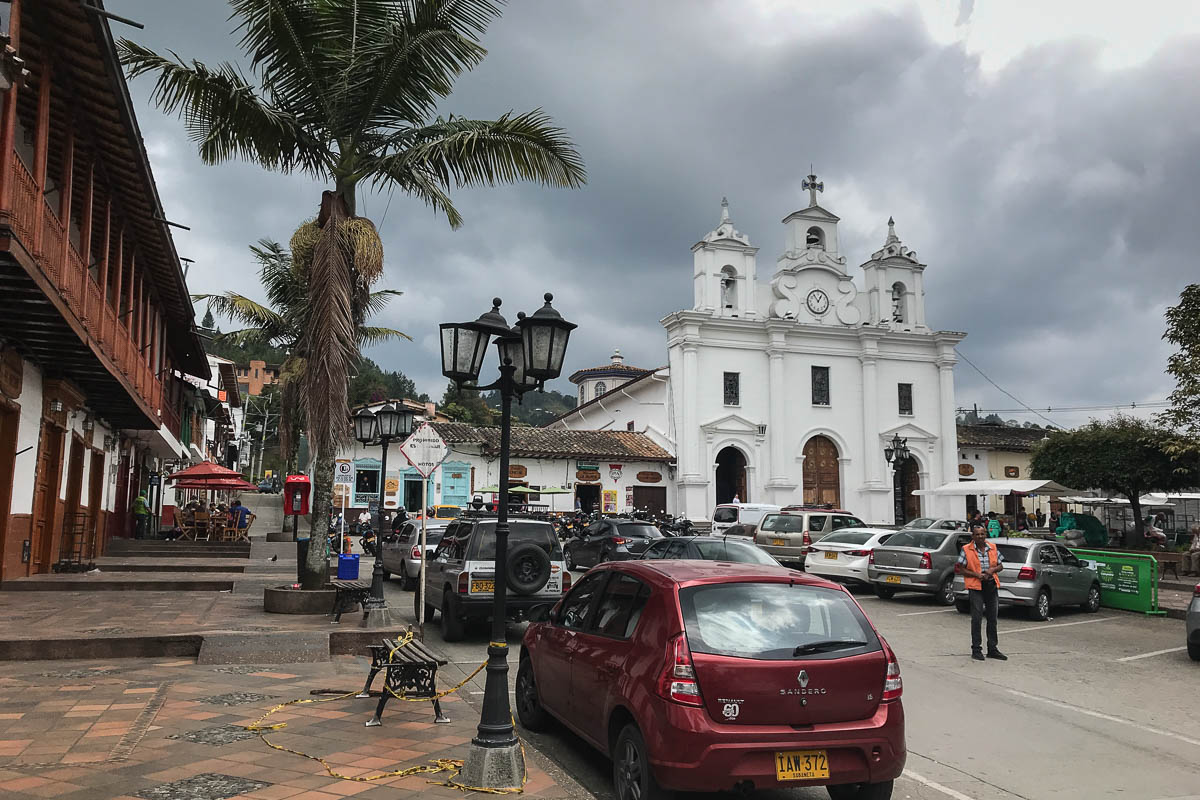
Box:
[115,0,1200,428]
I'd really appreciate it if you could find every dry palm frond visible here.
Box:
[344,217,384,284]
[302,191,357,459]
[277,356,305,466]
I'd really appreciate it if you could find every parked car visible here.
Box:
[901,517,967,532]
[638,535,780,565]
[1188,583,1200,661]
[417,516,569,641]
[379,519,451,590]
[804,528,897,586]
[516,560,905,800]
[867,528,972,605]
[952,539,1101,621]
[711,503,781,536]
[426,505,461,521]
[563,518,663,570]
[755,510,867,566]
[257,479,276,493]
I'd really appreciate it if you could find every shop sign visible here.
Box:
[576,469,601,482]
[609,464,623,481]
[508,464,528,479]
[576,461,598,471]
[602,489,618,514]
[1004,466,1020,478]
[958,464,975,477]
[636,471,662,483]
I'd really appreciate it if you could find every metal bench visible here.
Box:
[358,636,450,727]
[329,580,371,622]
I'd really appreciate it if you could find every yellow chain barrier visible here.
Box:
[242,635,527,793]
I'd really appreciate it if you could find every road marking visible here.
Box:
[1007,688,1200,746]
[1003,617,1112,635]
[903,769,977,800]
[1115,646,1188,662]
[897,608,957,616]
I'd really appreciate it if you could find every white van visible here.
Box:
[711,503,782,536]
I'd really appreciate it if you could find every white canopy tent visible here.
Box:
[913,480,1083,497]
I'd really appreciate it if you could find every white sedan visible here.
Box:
[804,527,897,585]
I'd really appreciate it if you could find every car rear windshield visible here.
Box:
[680,582,880,660]
[819,530,875,546]
[712,508,738,523]
[472,522,563,560]
[996,544,1029,563]
[617,523,661,539]
[884,531,948,549]
[759,514,805,532]
[694,539,778,565]
[906,518,936,529]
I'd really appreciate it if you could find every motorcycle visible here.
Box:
[357,521,379,557]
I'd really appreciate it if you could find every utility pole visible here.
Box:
[257,403,272,483]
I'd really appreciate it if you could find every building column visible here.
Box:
[31,57,51,253]
[58,124,73,269]
[97,197,111,298]
[110,227,123,309]
[681,342,700,479]
[860,354,881,486]
[913,270,926,328]
[937,357,957,491]
[125,251,135,327]
[0,0,23,209]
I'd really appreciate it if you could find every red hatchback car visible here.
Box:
[517,561,905,800]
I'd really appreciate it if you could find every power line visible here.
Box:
[955,348,1060,428]
[962,401,1170,415]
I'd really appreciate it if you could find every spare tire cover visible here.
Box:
[508,543,551,595]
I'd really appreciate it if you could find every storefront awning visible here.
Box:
[914,480,1083,497]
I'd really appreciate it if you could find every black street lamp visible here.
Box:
[440,295,574,789]
[353,402,414,618]
[883,433,911,524]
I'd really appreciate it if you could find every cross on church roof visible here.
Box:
[802,172,824,207]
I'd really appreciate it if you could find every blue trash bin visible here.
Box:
[337,553,360,580]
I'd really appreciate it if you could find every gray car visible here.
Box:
[379,520,449,590]
[1188,584,1200,661]
[952,539,1101,621]
[868,528,972,605]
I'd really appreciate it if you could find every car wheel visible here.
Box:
[955,599,970,614]
[515,657,551,732]
[827,780,894,800]
[1082,584,1101,613]
[613,723,664,800]
[1027,589,1051,621]
[1189,641,1200,662]
[936,576,956,606]
[564,549,576,571]
[401,571,416,591]
[873,584,896,600]
[598,550,610,564]
[413,588,434,623]
[440,590,466,642]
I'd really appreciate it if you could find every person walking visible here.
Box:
[132,491,150,539]
[1182,526,1200,576]
[959,525,1007,661]
[986,511,1002,538]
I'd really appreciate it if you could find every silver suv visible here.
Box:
[755,510,866,566]
[416,516,569,641]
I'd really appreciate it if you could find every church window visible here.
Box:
[720,266,738,309]
[806,226,825,249]
[723,372,740,406]
[891,282,907,323]
[898,383,913,416]
[595,382,607,398]
[812,366,830,406]
[627,420,635,431]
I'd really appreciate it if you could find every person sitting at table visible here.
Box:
[1182,526,1200,576]
[229,499,252,529]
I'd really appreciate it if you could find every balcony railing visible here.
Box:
[6,151,165,426]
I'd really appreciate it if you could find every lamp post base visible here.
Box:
[359,604,398,629]
[459,740,524,791]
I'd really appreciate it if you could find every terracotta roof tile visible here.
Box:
[957,424,1051,453]
[431,422,672,462]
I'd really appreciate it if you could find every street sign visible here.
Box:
[334,459,353,485]
[400,423,448,478]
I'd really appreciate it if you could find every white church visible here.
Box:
[549,176,966,525]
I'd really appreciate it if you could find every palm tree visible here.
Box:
[121,0,586,588]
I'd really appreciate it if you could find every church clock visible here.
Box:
[806,288,830,315]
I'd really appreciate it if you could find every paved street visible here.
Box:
[413,574,1200,800]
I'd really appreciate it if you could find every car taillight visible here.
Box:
[919,552,932,570]
[1194,583,1200,596]
[868,550,875,565]
[846,550,871,557]
[411,546,422,560]
[612,537,629,545]
[657,633,703,707]
[802,531,812,546]
[1017,566,1036,581]
[457,573,469,593]
[563,570,572,591]
[882,648,903,701]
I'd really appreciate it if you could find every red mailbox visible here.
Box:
[284,474,311,516]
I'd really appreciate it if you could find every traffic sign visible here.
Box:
[334,459,353,485]
[400,423,448,478]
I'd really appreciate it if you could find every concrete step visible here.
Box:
[92,558,247,574]
[0,572,241,591]
[104,541,250,559]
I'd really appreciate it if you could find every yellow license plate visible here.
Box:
[470,580,494,593]
[773,538,787,547]
[824,551,838,560]
[885,575,902,584]
[775,749,829,781]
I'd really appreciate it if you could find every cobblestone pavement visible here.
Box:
[0,656,587,800]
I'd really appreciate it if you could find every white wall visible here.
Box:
[11,360,44,514]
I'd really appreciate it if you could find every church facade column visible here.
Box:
[936,355,959,515]
[676,339,709,520]
[913,270,926,328]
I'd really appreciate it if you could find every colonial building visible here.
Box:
[956,423,1055,518]
[551,177,967,524]
[0,1,208,577]
[234,359,279,397]
[568,349,650,407]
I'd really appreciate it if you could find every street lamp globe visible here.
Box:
[375,402,413,440]
[440,298,511,385]
[496,326,539,393]
[353,407,378,445]
[517,293,577,382]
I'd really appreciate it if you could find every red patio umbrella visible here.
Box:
[166,462,244,482]
[174,477,259,491]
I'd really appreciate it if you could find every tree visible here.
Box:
[121,0,584,589]
[348,357,422,406]
[441,381,494,425]
[1030,416,1200,546]
[1161,284,1200,441]
[201,308,216,330]
[482,387,576,426]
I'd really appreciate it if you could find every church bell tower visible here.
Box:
[692,198,759,318]
[860,217,928,331]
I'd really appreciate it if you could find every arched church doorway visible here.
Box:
[802,436,841,507]
[715,447,748,504]
[893,456,921,524]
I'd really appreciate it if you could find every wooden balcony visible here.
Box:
[1,151,165,429]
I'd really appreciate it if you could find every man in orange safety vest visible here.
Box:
[958,525,1007,662]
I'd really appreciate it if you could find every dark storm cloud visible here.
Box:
[115,1,1199,426]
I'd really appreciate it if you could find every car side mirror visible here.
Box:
[526,602,554,624]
